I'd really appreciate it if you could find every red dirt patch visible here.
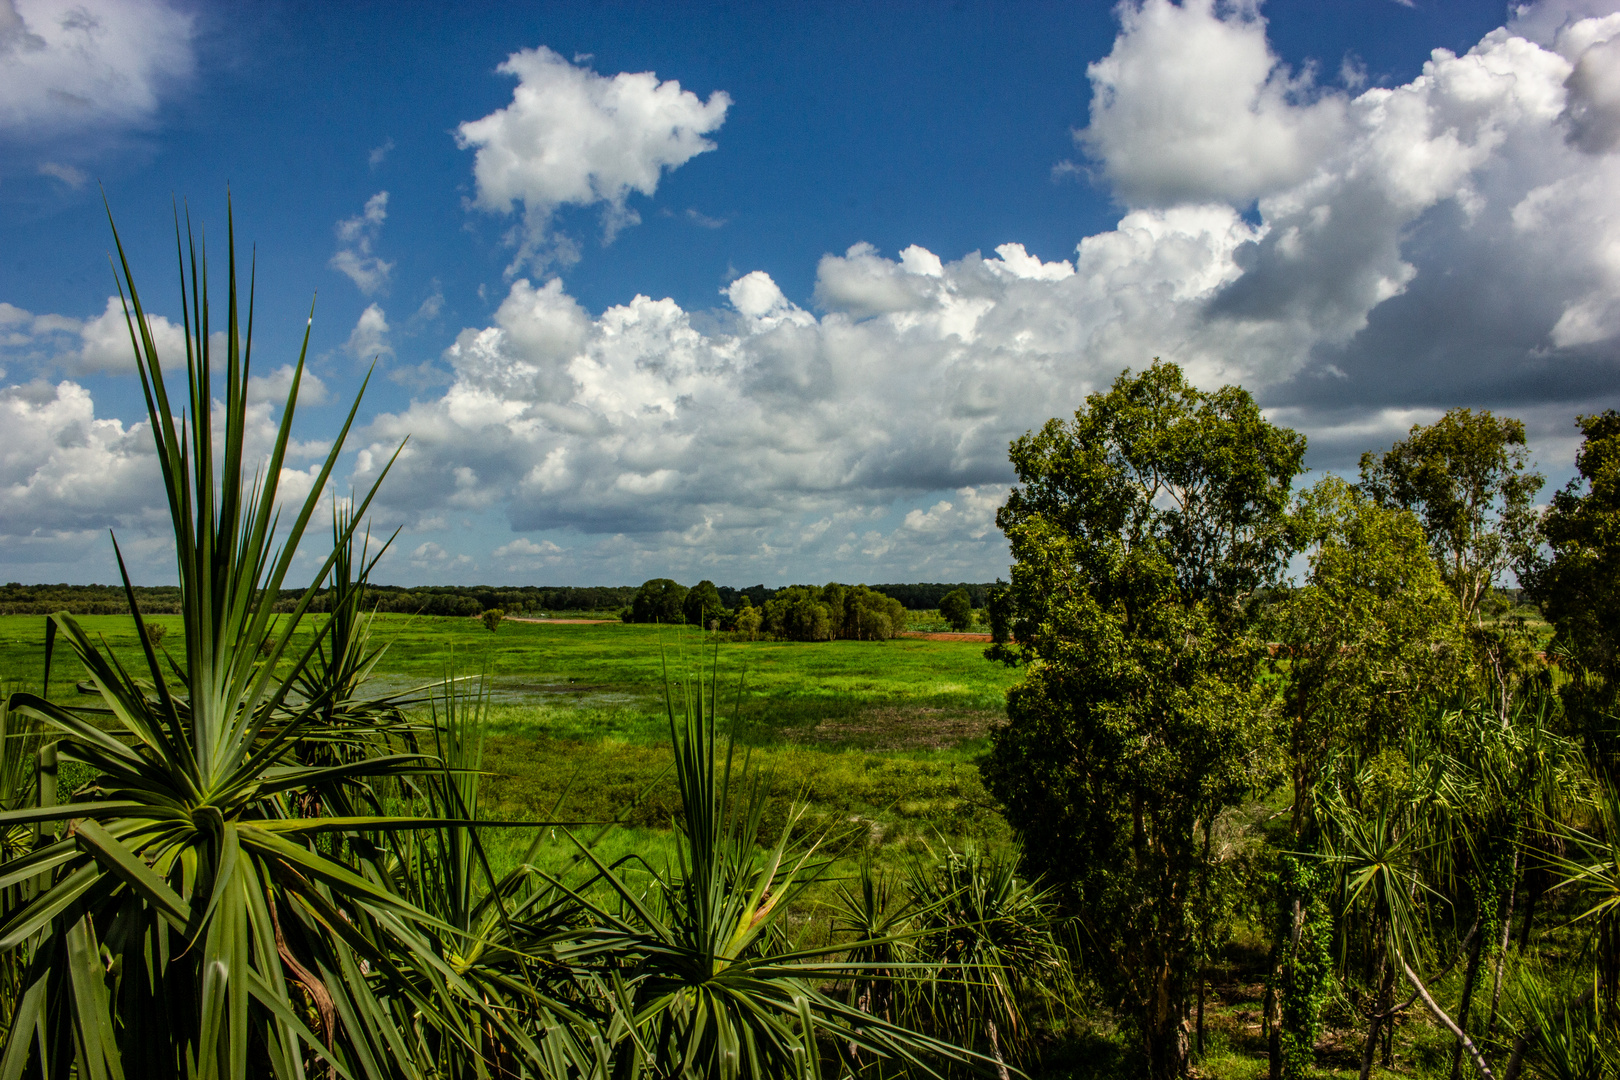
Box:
[505,617,619,625]
[898,631,992,642]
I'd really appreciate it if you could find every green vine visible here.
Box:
[1273,853,1334,1080]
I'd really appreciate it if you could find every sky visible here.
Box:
[3,0,1620,588]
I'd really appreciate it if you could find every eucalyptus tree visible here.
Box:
[982,360,1305,1079]
[1522,410,1620,762]
[1359,408,1542,625]
[1260,476,1463,1078]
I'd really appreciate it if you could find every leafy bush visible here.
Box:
[938,588,973,631]
[629,577,688,623]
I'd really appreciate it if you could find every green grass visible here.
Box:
[0,610,1019,873]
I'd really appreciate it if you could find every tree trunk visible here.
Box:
[1265,955,1282,1080]
[1359,952,1393,1080]
[986,1018,1011,1080]
[1400,956,1497,1080]
[1144,972,1189,1080]
[1485,853,1519,1042]
[1196,969,1205,1058]
[1516,869,1540,951]
[1449,923,1485,1080]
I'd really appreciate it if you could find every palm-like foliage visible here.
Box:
[0,199,1000,1080]
[379,675,618,1080]
[903,846,1070,1078]
[1508,971,1618,1080]
[0,687,38,1034]
[1540,772,1620,1016]
[0,204,474,1079]
[554,662,985,1080]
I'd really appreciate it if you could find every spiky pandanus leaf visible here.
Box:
[0,200,506,1080]
[520,653,999,1080]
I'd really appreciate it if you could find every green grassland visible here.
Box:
[0,611,1019,863]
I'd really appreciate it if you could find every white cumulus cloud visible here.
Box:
[344,304,393,362]
[457,46,730,272]
[342,7,1620,584]
[12,3,1620,587]
[331,192,394,295]
[1079,0,1349,207]
[0,0,193,137]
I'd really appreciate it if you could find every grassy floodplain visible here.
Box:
[0,611,1019,869]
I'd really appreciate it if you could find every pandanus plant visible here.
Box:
[546,662,990,1080]
[0,203,494,1079]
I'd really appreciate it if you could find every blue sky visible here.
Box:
[3,0,1620,588]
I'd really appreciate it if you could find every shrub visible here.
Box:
[939,587,973,631]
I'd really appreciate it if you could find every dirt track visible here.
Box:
[505,617,618,625]
[897,631,992,642]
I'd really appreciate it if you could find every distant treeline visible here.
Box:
[300,585,639,617]
[0,580,995,616]
[0,583,636,618]
[0,584,184,615]
[712,582,995,611]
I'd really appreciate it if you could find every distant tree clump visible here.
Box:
[683,580,726,629]
[867,581,994,609]
[481,608,504,632]
[630,578,689,624]
[734,597,763,640]
[938,588,973,631]
[762,583,909,641]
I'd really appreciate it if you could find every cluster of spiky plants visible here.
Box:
[833,846,1073,1080]
[0,203,1033,1080]
[1309,695,1620,1080]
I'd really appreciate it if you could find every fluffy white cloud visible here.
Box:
[10,3,1620,587]
[410,541,473,572]
[492,536,566,572]
[0,380,162,532]
[0,369,338,582]
[457,47,730,271]
[0,0,192,136]
[0,295,274,380]
[1079,0,1349,207]
[73,296,185,374]
[247,364,328,409]
[330,192,393,295]
[344,304,393,362]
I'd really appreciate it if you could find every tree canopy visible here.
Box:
[982,360,1305,1079]
[1359,408,1541,623]
[938,588,973,631]
[629,578,689,624]
[682,579,726,628]
[1523,409,1620,761]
